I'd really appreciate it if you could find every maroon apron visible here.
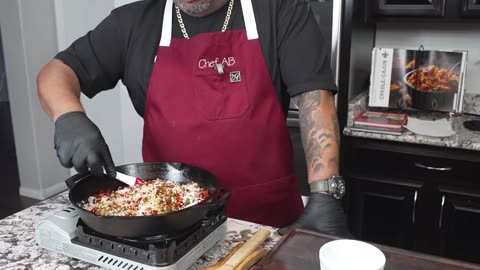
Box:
[142,0,304,227]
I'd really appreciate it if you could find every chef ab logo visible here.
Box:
[198,57,236,69]
[230,71,241,83]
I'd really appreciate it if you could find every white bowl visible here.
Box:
[319,239,386,270]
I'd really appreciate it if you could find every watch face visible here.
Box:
[331,177,346,199]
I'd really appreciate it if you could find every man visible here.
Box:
[37,0,350,236]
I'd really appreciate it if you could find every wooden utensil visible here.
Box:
[234,248,268,270]
[216,229,271,270]
[203,243,245,270]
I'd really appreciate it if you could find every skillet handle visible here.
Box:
[191,187,231,212]
[65,172,90,189]
[213,187,231,207]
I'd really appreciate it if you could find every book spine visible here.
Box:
[353,123,404,130]
[353,112,407,128]
[369,48,394,108]
[351,127,402,136]
[368,48,377,108]
[456,51,468,113]
[353,121,404,129]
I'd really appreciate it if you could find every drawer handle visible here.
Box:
[412,191,418,224]
[414,163,453,171]
[439,195,446,229]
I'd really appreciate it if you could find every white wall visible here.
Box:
[0,0,69,199]
[0,30,8,102]
[55,0,144,173]
[114,0,144,166]
[0,0,143,200]
[376,22,480,94]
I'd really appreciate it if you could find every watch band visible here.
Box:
[309,175,346,199]
[310,180,330,193]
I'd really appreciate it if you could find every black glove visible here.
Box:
[54,111,116,178]
[279,193,353,238]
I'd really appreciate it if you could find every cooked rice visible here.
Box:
[81,179,209,216]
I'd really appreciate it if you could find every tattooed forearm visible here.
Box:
[293,90,340,183]
[332,112,340,146]
[329,112,341,170]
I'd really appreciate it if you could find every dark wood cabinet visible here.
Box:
[436,187,480,264]
[336,0,480,263]
[349,177,422,250]
[462,0,480,17]
[371,0,480,20]
[374,0,446,16]
[342,136,480,264]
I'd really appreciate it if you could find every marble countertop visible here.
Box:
[344,92,480,151]
[344,114,480,151]
[0,192,282,270]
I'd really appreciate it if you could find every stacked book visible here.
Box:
[352,110,408,136]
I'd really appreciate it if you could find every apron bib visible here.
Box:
[142,0,303,227]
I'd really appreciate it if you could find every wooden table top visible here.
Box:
[253,229,480,270]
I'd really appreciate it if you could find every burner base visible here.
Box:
[36,207,226,270]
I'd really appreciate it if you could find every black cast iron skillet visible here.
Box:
[65,162,230,238]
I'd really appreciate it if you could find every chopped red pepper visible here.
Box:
[84,180,209,217]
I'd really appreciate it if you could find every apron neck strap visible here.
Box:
[240,0,259,40]
[159,0,174,47]
[159,0,259,47]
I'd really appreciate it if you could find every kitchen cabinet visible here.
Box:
[374,0,446,17]
[371,0,480,20]
[462,0,480,17]
[342,136,480,264]
[348,176,421,250]
[437,187,480,264]
[336,0,480,264]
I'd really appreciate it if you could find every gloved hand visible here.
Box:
[279,193,353,238]
[54,111,116,178]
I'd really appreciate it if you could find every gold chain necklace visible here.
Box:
[175,0,234,39]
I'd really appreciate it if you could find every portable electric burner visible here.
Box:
[36,207,227,270]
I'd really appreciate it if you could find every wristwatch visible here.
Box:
[310,176,346,199]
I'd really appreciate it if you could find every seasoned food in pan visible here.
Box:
[81,179,210,216]
[406,65,459,92]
